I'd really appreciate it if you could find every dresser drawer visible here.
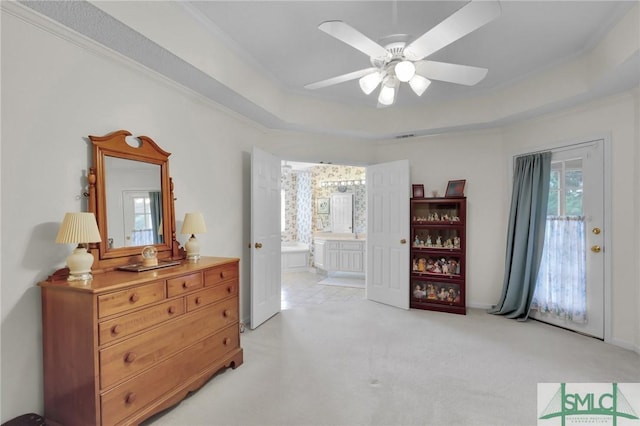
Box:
[166,272,203,297]
[100,298,238,389]
[186,281,238,312]
[204,263,238,287]
[101,324,240,426]
[98,281,165,318]
[99,300,185,346]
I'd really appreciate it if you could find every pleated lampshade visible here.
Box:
[56,212,102,244]
[181,212,207,235]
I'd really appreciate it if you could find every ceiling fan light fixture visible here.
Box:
[409,74,431,96]
[378,83,396,106]
[359,72,383,95]
[395,60,416,82]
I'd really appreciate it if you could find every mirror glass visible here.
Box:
[89,130,181,268]
[104,156,163,249]
[330,193,354,233]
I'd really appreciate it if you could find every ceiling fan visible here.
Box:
[305,1,501,107]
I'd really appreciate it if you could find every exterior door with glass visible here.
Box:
[530,140,605,339]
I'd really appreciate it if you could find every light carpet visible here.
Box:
[144,299,640,426]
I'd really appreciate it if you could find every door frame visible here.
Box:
[507,134,612,343]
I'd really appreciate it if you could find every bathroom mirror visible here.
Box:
[330,193,353,233]
[88,130,183,270]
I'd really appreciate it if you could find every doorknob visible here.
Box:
[400,239,407,244]
[255,242,263,249]
[592,227,601,235]
[591,245,601,253]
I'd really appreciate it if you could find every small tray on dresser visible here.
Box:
[117,259,181,272]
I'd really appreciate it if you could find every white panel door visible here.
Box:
[250,147,281,329]
[366,160,410,309]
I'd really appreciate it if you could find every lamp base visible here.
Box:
[185,235,201,262]
[68,272,93,282]
[66,246,95,282]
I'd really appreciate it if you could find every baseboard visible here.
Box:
[467,302,493,310]
[607,337,640,354]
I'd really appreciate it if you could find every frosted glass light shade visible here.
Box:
[409,75,432,96]
[359,72,383,95]
[395,61,416,82]
[378,84,396,106]
[55,212,101,281]
[181,212,207,262]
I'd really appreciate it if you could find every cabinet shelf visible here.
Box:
[410,197,466,314]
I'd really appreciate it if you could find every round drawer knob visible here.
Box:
[220,271,225,279]
[111,325,121,335]
[182,282,189,289]
[223,309,231,317]
[168,306,176,314]
[227,286,232,293]
[129,293,139,303]
[223,337,231,345]
[195,297,202,305]
[125,392,137,404]
[124,352,137,363]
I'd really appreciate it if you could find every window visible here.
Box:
[547,158,583,216]
[131,195,154,245]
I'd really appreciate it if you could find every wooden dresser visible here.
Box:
[38,257,243,426]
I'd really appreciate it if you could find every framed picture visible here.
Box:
[412,184,425,198]
[316,198,330,214]
[445,180,466,197]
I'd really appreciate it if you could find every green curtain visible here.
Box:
[489,152,551,320]
[149,191,163,244]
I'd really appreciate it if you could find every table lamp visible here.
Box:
[55,212,102,281]
[181,212,207,262]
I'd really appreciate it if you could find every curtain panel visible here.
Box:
[489,151,551,320]
[531,216,587,323]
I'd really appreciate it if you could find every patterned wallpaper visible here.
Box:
[296,171,312,245]
[282,164,367,244]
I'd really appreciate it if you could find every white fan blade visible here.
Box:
[415,61,488,86]
[319,21,390,61]
[404,0,501,61]
[305,67,379,90]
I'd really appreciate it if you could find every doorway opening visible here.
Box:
[280,161,366,308]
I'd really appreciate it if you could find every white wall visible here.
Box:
[0,7,373,421]
[374,130,509,309]
[500,91,639,350]
[0,8,258,420]
[1,4,638,423]
[375,91,640,352]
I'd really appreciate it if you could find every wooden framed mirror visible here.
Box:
[88,130,183,271]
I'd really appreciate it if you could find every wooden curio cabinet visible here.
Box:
[410,197,466,314]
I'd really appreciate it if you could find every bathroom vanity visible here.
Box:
[314,233,365,274]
